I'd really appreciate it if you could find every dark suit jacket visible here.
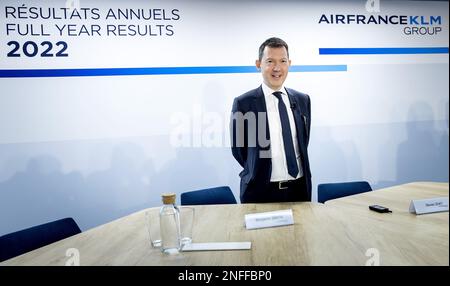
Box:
[231,85,312,203]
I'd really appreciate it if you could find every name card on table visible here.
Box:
[245,209,294,230]
[409,197,449,215]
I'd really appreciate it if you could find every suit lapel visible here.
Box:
[253,86,271,146]
[285,88,307,154]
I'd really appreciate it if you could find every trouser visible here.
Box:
[266,176,308,202]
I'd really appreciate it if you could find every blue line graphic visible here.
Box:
[319,47,449,55]
[0,65,347,78]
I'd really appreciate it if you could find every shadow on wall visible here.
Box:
[0,141,232,235]
[0,155,85,235]
[309,125,348,201]
[396,101,449,184]
[83,143,157,228]
[0,143,157,235]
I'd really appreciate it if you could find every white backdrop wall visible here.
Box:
[0,0,448,235]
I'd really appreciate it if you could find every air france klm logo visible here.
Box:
[318,14,443,36]
[319,15,441,25]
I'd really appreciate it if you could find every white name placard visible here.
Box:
[245,209,294,230]
[409,197,449,215]
[181,242,251,251]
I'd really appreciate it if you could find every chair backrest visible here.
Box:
[317,181,372,203]
[181,186,237,205]
[0,217,81,262]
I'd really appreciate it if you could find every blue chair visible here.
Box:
[0,217,81,262]
[181,186,237,205]
[318,181,372,204]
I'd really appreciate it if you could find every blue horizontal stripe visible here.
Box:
[0,65,347,78]
[319,47,449,55]
[290,65,347,72]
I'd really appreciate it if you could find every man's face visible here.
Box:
[256,46,291,90]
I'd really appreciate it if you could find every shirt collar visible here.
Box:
[262,82,287,97]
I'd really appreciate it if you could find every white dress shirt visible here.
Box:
[262,83,303,182]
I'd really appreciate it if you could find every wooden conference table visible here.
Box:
[1,182,448,266]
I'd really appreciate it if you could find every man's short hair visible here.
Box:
[258,37,289,61]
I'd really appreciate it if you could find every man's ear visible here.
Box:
[255,60,261,70]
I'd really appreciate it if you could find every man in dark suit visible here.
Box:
[230,37,312,203]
